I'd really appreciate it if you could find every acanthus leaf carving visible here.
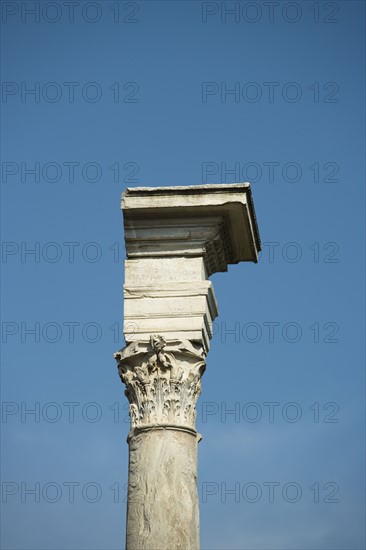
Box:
[114,334,206,430]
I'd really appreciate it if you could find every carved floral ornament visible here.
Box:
[114,335,206,430]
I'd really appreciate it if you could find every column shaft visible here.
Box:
[126,426,199,550]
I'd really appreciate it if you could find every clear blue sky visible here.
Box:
[1,1,365,549]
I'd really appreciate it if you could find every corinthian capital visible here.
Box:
[114,335,206,430]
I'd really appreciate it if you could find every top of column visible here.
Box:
[122,183,261,275]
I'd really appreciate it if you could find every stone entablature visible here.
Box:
[121,183,261,351]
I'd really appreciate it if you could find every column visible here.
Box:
[114,184,261,550]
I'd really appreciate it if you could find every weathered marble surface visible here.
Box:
[114,335,206,430]
[116,184,261,550]
[122,183,261,271]
[122,183,261,351]
[126,427,200,550]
